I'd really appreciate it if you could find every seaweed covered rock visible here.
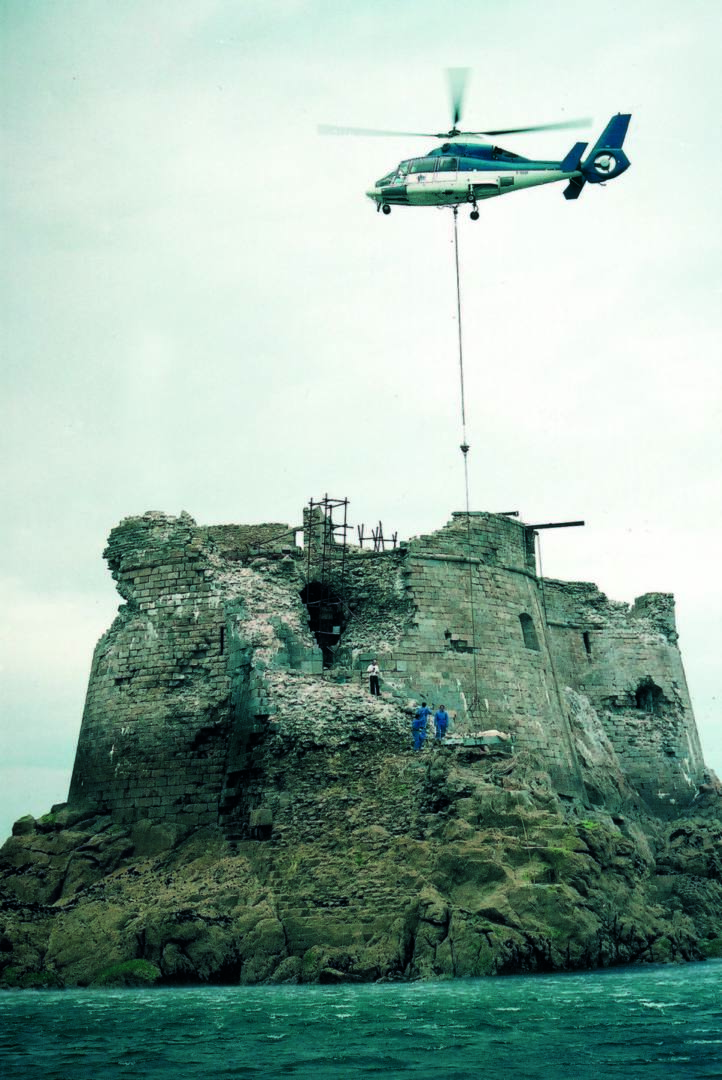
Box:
[2,735,720,987]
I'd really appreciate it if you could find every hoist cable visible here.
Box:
[453,207,468,442]
[452,206,480,719]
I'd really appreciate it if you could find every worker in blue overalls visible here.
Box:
[412,702,432,752]
[434,704,449,741]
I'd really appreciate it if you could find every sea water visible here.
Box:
[1,962,721,1079]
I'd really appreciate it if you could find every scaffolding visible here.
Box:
[357,520,398,551]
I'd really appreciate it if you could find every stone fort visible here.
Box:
[68,503,707,833]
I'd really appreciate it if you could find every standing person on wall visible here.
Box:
[434,704,449,741]
[412,702,431,751]
[367,659,381,696]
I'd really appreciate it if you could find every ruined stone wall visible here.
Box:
[352,513,585,795]
[199,522,298,561]
[542,580,705,811]
[258,514,586,794]
[68,513,232,826]
[316,549,415,670]
[68,513,322,827]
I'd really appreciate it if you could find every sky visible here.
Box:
[1,0,720,840]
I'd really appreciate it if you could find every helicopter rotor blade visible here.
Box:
[317,124,437,138]
[460,118,592,137]
[318,116,591,140]
[447,67,470,128]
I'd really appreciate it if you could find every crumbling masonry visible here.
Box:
[68,507,707,832]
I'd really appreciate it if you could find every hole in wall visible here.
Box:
[635,678,664,715]
[300,581,346,667]
[582,631,592,657]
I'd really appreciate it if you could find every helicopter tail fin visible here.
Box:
[581,113,632,183]
[560,141,588,174]
[563,176,586,200]
[560,141,588,199]
[590,113,631,153]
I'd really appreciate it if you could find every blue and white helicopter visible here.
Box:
[320,71,631,218]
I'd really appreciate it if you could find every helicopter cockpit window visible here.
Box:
[397,161,411,177]
[409,157,437,174]
[436,157,458,171]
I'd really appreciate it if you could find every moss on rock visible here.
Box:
[92,960,162,987]
[1,738,721,988]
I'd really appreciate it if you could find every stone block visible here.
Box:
[249,808,273,828]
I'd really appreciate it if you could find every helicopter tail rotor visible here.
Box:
[580,113,631,184]
[562,114,631,198]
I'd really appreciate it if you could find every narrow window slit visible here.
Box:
[519,613,540,651]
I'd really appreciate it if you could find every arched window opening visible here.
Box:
[300,582,346,667]
[635,678,664,715]
[519,613,540,651]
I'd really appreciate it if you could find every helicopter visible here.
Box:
[319,70,631,218]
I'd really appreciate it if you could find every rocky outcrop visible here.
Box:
[2,731,720,988]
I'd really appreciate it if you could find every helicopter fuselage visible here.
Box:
[365,118,631,211]
[367,143,577,208]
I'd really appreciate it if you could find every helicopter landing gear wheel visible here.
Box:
[382,204,391,215]
[470,207,479,221]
